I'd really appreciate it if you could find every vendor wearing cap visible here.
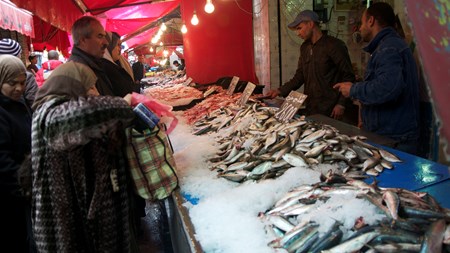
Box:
[266,10,356,123]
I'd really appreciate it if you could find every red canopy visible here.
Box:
[0,0,34,37]
[11,0,181,51]
[30,16,71,57]
[405,1,450,156]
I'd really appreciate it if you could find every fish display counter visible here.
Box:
[165,104,450,253]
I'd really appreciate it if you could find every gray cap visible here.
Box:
[288,10,319,29]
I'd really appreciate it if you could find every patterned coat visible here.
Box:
[31,95,135,252]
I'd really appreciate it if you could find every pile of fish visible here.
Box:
[142,83,203,107]
[260,173,450,253]
[192,102,402,182]
[183,86,242,124]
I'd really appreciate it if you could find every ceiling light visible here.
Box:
[191,11,199,26]
[204,0,215,14]
[181,24,188,34]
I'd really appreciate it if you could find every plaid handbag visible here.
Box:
[125,105,178,200]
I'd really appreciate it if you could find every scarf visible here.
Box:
[32,61,97,110]
[0,54,26,89]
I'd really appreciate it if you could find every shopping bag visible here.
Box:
[125,104,178,200]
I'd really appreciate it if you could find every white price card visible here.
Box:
[183,77,193,86]
[237,82,256,106]
[226,76,240,95]
[274,91,308,122]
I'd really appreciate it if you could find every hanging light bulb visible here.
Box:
[150,47,154,52]
[161,22,167,31]
[181,23,188,34]
[191,11,199,25]
[204,0,215,14]
[159,41,164,46]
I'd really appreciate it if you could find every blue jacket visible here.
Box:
[350,27,419,141]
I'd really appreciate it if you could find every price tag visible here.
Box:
[183,77,193,86]
[274,91,307,122]
[226,76,240,95]
[237,82,256,106]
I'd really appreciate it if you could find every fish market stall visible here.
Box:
[166,103,450,253]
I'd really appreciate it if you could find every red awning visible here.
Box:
[405,1,450,155]
[12,0,181,52]
[31,16,71,57]
[11,0,180,35]
[0,0,34,37]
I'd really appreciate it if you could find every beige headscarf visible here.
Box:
[0,54,26,89]
[103,31,135,81]
[33,61,97,110]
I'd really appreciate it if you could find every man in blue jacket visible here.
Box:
[334,2,420,155]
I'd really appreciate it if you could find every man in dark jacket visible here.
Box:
[267,10,355,122]
[334,2,420,155]
[69,16,114,96]
[132,54,145,84]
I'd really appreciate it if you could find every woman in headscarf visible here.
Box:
[101,31,139,97]
[31,61,136,252]
[102,31,149,235]
[0,55,35,252]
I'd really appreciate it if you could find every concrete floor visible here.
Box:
[138,201,174,253]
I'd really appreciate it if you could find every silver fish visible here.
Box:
[282,153,308,167]
[379,148,402,163]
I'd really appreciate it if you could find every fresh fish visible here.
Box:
[321,231,379,253]
[250,161,273,176]
[282,153,308,167]
[305,143,328,158]
[308,223,343,253]
[380,158,393,169]
[218,170,248,182]
[285,225,319,253]
[226,161,249,171]
[265,132,278,150]
[419,219,446,253]
[382,190,400,220]
[266,214,295,232]
[300,129,326,143]
[373,243,421,253]
[379,148,402,163]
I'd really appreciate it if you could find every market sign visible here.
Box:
[237,82,256,106]
[0,1,34,37]
[274,91,307,123]
[226,76,239,95]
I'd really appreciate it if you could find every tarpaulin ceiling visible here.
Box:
[30,16,71,56]
[11,0,181,49]
[0,0,34,37]
[125,25,183,50]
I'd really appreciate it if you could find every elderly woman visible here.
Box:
[101,31,139,97]
[0,55,35,252]
[31,61,136,252]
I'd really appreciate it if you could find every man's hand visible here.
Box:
[266,89,280,99]
[123,93,132,105]
[330,104,345,120]
[333,82,353,98]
